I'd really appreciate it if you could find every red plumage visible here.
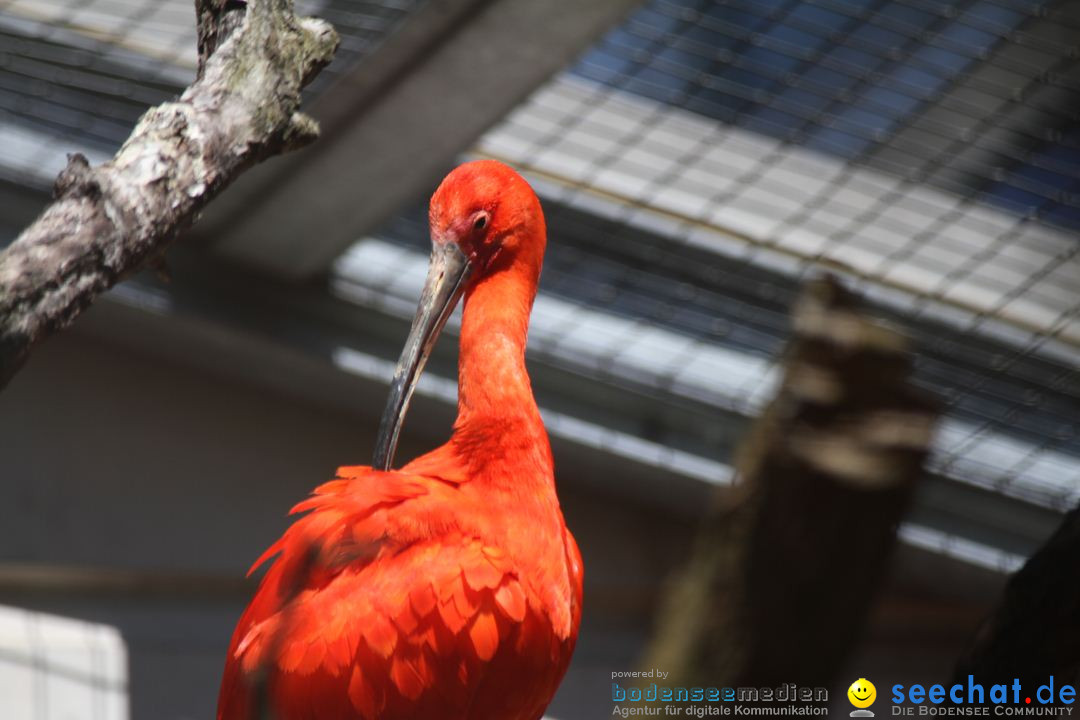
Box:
[217,161,583,720]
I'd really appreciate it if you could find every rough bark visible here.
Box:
[955,506,1080,688]
[0,0,339,389]
[645,276,939,689]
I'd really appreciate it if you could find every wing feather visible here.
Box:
[468,610,500,661]
[218,464,576,720]
[494,579,528,622]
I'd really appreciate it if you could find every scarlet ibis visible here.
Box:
[217,160,583,720]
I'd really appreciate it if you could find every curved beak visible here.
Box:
[372,239,473,470]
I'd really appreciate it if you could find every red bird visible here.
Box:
[217,160,583,720]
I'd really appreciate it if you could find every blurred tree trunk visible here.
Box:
[645,276,939,688]
[0,0,338,390]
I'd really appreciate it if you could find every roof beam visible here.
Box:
[66,247,1066,554]
[197,0,641,279]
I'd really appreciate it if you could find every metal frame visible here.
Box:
[70,243,1067,563]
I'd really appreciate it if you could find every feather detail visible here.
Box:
[468,610,500,661]
[348,665,378,719]
[363,613,398,658]
[247,537,285,577]
[326,631,353,672]
[494,579,528,622]
[464,552,504,590]
[437,590,470,634]
[452,581,479,619]
[409,582,438,617]
[390,652,426,699]
[392,601,420,635]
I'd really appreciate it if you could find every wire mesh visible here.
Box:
[491,0,1080,507]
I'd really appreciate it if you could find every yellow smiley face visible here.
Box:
[848,679,876,708]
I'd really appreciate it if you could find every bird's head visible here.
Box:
[428,159,546,277]
[373,160,545,470]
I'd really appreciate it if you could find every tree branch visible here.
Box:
[196,0,250,78]
[0,0,338,389]
[645,276,939,688]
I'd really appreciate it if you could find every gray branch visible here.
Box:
[0,0,338,389]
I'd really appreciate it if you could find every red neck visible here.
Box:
[457,260,538,421]
[451,249,551,481]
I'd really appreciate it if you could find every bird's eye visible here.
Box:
[473,214,488,231]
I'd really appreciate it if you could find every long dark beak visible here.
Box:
[372,240,473,470]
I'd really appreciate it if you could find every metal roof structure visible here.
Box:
[0,0,1078,715]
